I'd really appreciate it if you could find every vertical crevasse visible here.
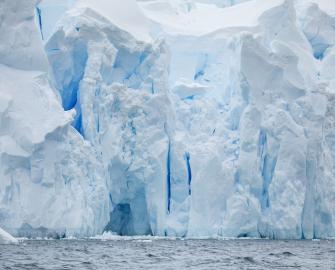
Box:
[258,129,277,211]
[166,139,171,214]
[184,152,192,195]
[35,7,44,40]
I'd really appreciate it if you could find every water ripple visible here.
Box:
[0,239,334,270]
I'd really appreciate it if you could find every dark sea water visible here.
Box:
[0,238,334,269]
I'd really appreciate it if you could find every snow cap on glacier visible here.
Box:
[75,0,152,42]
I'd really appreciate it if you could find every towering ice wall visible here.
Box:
[1,0,335,239]
[140,0,335,239]
[0,0,109,237]
[45,2,173,235]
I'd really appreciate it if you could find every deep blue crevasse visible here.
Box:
[184,152,192,195]
[35,7,44,40]
[166,140,171,214]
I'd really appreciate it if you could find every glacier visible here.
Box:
[0,0,335,239]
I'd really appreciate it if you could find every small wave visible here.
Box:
[236,256,257,264]
[244,256,256,263]
[90,232,178,241]
[282,251,295,256]
[135,239,153,243]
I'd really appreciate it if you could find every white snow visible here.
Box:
[138,0,285,36]
[0,0,48,70]
[75,0,152,42]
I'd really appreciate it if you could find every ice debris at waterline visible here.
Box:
[0,228,18,244]
[1,0,335,240]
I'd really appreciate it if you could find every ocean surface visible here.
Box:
[0,238,334,269]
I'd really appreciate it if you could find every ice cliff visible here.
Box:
[0,0,109,237]
[1,0,335,239]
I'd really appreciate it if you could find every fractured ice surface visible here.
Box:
[1,0,335,239]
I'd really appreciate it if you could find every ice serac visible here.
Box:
[0,0,109,237]
[137,0,335,239]
[0,0,48,70]
[46,4,172,235]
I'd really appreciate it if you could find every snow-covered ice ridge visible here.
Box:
[1,0,335,239]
